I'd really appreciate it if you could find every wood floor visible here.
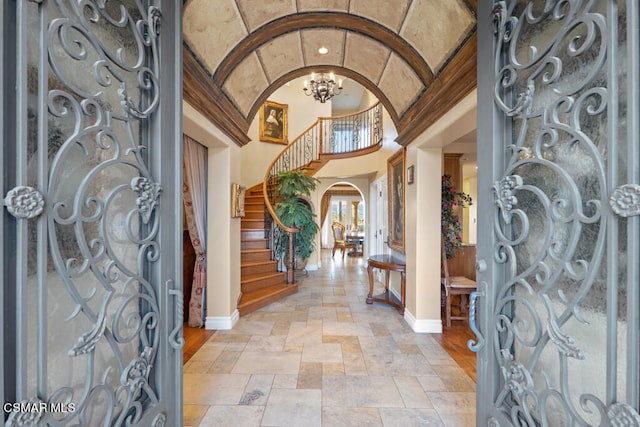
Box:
[183,320,476,382]
[432,320,477,382]
[183,324,215,364]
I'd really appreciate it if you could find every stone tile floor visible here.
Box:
[183,252,476,426]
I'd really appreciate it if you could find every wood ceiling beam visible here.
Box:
[183,45,251,147]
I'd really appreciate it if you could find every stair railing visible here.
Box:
[263,102,383,283]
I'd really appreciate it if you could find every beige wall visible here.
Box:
[183,102,242,330]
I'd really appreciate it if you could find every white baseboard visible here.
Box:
[205,309,239,330]
[386,288,443,333]
[305,263,319,271]
[403,309,443,334]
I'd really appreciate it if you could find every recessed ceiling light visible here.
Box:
[318,46,329,55]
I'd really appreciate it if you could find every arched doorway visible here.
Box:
[319,183,366,259]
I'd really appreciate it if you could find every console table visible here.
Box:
[366,254,406,315]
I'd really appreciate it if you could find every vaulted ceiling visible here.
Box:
[182,0,477,146]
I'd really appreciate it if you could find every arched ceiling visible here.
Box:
[182,0,477,146]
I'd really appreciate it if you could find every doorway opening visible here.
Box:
[320,183,366,261]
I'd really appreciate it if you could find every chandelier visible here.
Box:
[303,73,343,103]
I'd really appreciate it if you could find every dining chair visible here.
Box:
[331,222,356,259]
[441,241,477,327]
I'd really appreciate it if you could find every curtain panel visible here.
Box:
[183,135,207,327]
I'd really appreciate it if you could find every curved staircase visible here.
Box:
[237,102,384,316]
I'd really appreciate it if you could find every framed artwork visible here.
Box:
[387,148,405,253]
[259,100,288,144]
[231,183,246,218]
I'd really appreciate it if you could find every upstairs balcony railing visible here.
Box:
[263,102,383,283]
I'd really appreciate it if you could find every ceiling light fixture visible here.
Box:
[302,72,343,103]
[318,46,328,55]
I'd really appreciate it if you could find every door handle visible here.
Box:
[467,286,486,353]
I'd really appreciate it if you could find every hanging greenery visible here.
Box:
[441,174,472,259]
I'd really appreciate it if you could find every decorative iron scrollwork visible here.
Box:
[608,402,640,426]
[149,6,162,37]
[547,318,584,359]
[609,184,640,217]
[494,175,522,218]
[152,412,167,427]
[497,349,536,410]
[131,177,162,224]
[501,81,534,117]
[4,398,45,426]
[489,0,621,424]
[69,311,108,356]
[3,186,45,219]
[492,1,507,35]
[121,347,158,404]
[119,69,160,119]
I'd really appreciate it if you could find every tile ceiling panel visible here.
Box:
[349,0,411,32]
[297,0,349,12]
[301,29,345,67]
[343,32,389,85]
[378,53,425,116]
[183,0,248,73]
[235,0,296,32]
[401,0,474,72]
[224,53,270,117]
[258,32,305,83]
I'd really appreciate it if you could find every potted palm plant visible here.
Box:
[274,170,320,272]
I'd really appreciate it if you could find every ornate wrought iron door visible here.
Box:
[476,0,640,425]
[1,1,183,426]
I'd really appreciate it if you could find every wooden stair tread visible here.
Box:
[242,260,277,267]
[240,284,292,300]
[241,238,268,242]
[242,248,271,254]
[241,272,284,284]
[238,284,298,316]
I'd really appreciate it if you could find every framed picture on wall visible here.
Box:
[387,148,405,253]
[231,183,246,218]
[259,100,288,144]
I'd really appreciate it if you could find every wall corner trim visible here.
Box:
[205,310,240,330]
